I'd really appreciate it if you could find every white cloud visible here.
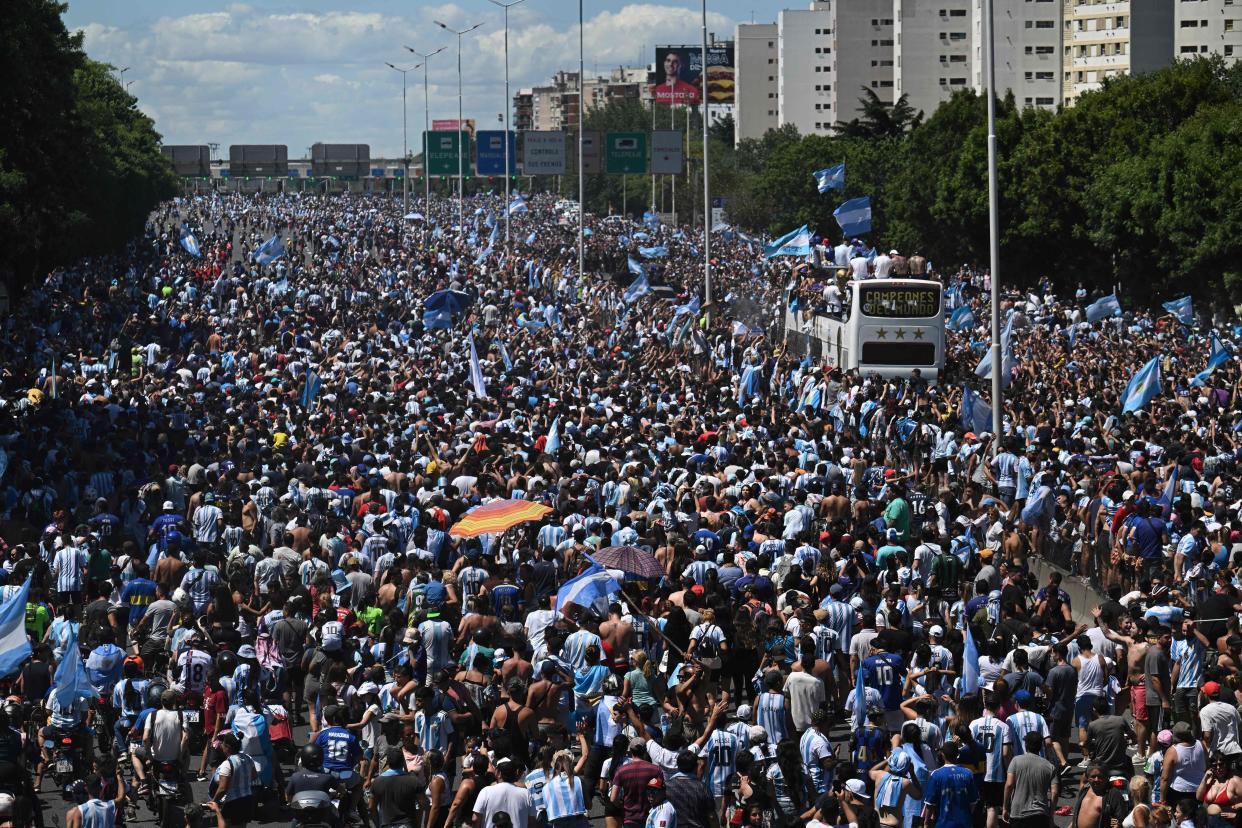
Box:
[74,3,735,157]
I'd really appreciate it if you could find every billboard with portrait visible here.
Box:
[651,45,735,105]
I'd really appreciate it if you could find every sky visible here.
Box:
[65,0,759,159]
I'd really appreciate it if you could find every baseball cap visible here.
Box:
[358,681,380,696]
[845,779,870,799]
[162,501,175,511]
[236,644,257,659]
[929,625,944,638]
[1013,690,1033,705]
[1202,680,1222,697]
[629,736,648,752]
[735,704,752,721]
[646,776,664,790]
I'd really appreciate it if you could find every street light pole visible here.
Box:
[985,0,1002,441]
[578,0,585,280]
[404,45,448,238]
[488,0,525,253]
[434,20,484,232]
[700,0,713,322]
[385,62,421,215]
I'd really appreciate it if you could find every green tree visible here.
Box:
[835,88,922,138]
[0,0,175,293]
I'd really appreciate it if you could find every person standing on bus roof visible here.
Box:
[850,250,870,280]
[873,250,894,278]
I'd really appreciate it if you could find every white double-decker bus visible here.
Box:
[786,278,945,381]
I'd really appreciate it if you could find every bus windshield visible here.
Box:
[858,283,941,319]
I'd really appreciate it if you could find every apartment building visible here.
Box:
[1061,0,1174,105]
[734,22,779,142]
[1175,0,1242,64]
[893,0,973,117]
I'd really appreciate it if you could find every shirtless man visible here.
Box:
[456,597,500,647]
[1073,766,1127,828]
[599,602,635,664]
[499,650,534,689]
[819,482,850,523]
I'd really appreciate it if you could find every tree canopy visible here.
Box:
[0,0,176,294]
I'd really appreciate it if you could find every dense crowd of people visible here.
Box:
[0,187,1238,828]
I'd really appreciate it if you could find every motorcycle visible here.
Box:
[182,694,205,754]
[92,693,116,755]
[48,731,87,793]
[148,758,192,824]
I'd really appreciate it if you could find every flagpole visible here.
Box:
[577,0,585,282]
[488,0,525,254]
[985,0,1002,443]
[700,1,713,325]
[433,21,484,233]
[404,45,447,244]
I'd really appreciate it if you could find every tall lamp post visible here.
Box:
[699,1,713,321]
[985,0,1003,440]
[433,19,485,231]
[487,0,525,252]
[384,62,421,215]
[404,45,448,229]
[577,0,585,280]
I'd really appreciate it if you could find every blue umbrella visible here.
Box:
[424,289,473,316]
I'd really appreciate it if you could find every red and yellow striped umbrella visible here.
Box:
[449,498,553,538]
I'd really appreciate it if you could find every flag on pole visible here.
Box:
[1086,293,1122,323]
[763,225,813,259]
[1067,324,1078,352]
[1162,296,1193,326]
[1158,466,1179,520]
[53,624,96,708]
[252,235,286,266]
[1207,332,1232,372]
[974,315,1014,389]
[962,624,980,695]
[525,231,537,245]
[948,305,976,332]
[495,339,512,372]
[468,334,488,399]
[852,664,867,734]
[556,564,621,616]
[833,196,872,236]
[179,228,201,257]
[959,386,993,435]
[1121,356,1161,413]
[624,259,651,303]
[507,194,529,215]
[0,576,31,677]
[299,367,321,409]
[423,308,453,330]
[673,296,701,319]
[813,163,846,193]
[544,417,561,453]
[638,245,669,259]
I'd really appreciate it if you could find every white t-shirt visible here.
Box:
[145,709,183,762]
[472,781,532,828]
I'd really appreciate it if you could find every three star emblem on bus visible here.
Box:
[873,328,925,340]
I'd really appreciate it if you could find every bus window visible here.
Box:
[858,284,940,319]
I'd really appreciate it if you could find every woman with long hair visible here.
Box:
[622,650,659,712]
[870,751,923,827]
[729,606,760,701]
[544,748,589,828]
[1195,755,1242,828]
[766,739,813,827]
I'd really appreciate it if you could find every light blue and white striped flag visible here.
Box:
[544,417,560,453]
[1122,356,1161,413]
[813,163,845,193]
[0,576,31,677]
[252,235,286,266]
[624,258,650,303]
[508,194,529,215]
[556,564,621,616]
[833,196,872,236]
[179,228,201,258]
[1086,293,1122,323]
[468,333,488,399]
[1163,296,1193,326]
[53,623,95,707]
[763,225,812,260]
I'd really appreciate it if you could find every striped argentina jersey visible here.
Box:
[77,799,117,828]
[1170,635,1204,689]
[413,708,454,751]
[697,729,740,796]
[543,773,587,819]
[1007,709,1050,756]
[756,691,789,744]
[969,713,1010,782]
[817,598,854,652]
[800,727,833,793]
[52,545,87,592]
[524,768,548,815]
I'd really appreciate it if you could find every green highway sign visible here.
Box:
[605,132,647,175]
[424,131,464,176]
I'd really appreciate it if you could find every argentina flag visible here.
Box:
[179,227,202,258]
[1085,293,1122,323]
[556,564,621,616]
[813,163,845,193]
[763,225,812,260]
[624,258,651,303]
[833,196,872,236]
[0,576,31,677]
[1122,357,1161,413]
[1162,296,1193,326]
[252,235,286,266]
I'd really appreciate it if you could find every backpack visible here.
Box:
[696,625,722,669]
[929,552,961,597]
